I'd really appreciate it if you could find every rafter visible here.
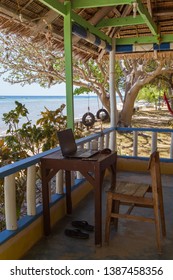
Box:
[96,15,145,28]
[38,0,67,16]
[72,12,111,44]
[38,0,112,44]
[137,0,158,36]
[147,0,152,16]
[72,0,131,9]
[116,34,173,45]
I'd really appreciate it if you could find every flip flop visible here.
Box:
[71,220,94,232]
[64,228,89,239]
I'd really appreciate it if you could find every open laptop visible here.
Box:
[57,128,99,158]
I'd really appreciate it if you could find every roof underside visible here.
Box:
[1,0,173,60]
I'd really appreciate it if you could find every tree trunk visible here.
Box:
[118,87,139,127]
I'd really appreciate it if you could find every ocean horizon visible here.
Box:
[0,95,103,136]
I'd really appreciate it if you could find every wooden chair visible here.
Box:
[105,151,166,253]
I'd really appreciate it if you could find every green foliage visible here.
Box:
[36,104,67,151]
[137,74,170,104]
[2,101,67,157]
[144,59,158,73]
[115,61,125,91]
[137,84,161,103]
[74,87,91,95]
[0,101,68,231]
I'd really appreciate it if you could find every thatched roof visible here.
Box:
[1,1,173,60]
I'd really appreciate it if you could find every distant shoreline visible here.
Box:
[0,95,103,136]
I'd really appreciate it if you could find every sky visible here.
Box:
[0,77,66,96]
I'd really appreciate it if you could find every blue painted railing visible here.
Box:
[116,126,173,160]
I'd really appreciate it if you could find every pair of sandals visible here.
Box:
[64,220,94,239]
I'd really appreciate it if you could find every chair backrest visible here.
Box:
[148,151,162,193]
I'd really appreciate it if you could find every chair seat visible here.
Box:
[108,182,152,206]
[112,182,149,196]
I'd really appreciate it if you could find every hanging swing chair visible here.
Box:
[82,112,95,127]
[81,93,95,127]
[163,92,173,115]
[96,108,109,121]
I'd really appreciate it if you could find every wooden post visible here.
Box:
[109,38,117,151]
[4,174,17,230]
[64,1,74,129]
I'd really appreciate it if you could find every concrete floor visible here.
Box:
[22,172,173,260]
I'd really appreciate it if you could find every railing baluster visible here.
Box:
[71,171,75,186]
[151,131,157,152]
[76,171,83,179]
[86,141,90,149]
[133,131,138,156]
[27,165,36,216]
[99,135,104,150]
[109,130,116,151]
[91,139,98,150]
[4,174,17,230]
[56,170,64,194]
[105,133,109,148]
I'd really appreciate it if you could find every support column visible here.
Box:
[64,1,74,129]
[109,38,117,151]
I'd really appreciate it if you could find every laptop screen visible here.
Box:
[57,128,77,156]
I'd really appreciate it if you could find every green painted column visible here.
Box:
[64,1,74,129]
[109,38,117,151]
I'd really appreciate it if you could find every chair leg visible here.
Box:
[153,199,162,253]
[112,200,120,230]
[158,188,166,237]
[105,193,113,244]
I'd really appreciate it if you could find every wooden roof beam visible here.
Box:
[96,15,145,28]
[72,6,114,44]
[38,1,112,44]
[147,0,152,16]
[137,0,158,37]
[32,10,60,35]
[72,0,131,9]
[38,0,67,16]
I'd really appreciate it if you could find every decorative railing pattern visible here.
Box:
[0,126,173,239]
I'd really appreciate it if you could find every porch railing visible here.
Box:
[0,126,173,243]
[116,127,173,160]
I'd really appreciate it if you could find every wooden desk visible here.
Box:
[41,151,117,246]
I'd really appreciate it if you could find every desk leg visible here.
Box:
[42,169,51,236]
[65,170,72,214]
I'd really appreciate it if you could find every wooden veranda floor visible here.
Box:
[22,171,173,260]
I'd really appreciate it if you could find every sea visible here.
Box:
[0,95,104,136]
